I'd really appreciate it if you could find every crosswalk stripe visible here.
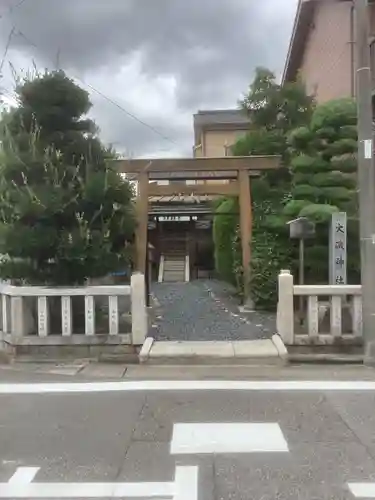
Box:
[348,483,375,497]
[170,423,289,454]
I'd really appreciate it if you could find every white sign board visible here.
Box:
[364,139,373,159]
[329,212,347,285]
[158,216,192,222]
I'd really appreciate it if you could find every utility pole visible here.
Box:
[355,0,375,364]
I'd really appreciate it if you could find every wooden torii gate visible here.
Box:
[118,155,280,304]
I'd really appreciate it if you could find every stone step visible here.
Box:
[164,264,185,271]
[161,253,187,282]
[163,278,185,283]
[139,339,285,365]
[163,275,185,282]
[164,249,186,253]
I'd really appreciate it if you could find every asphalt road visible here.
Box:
[1,375,375,499]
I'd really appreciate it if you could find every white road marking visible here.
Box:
[8,467,39,484]
[170,423,289,454]
[174,466,198,500]
[0,380,375,394]
[348,483,375,497]
[0,466,177,498]
[0,482,175,498]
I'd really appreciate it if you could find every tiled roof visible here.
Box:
[193,109,250,127]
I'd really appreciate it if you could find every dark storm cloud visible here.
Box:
[0,0,298,155]
[92,92,192,158]
[1,0,296,107]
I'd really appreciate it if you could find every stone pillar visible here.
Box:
[131,272,148,345]
[135,171,149,275]
[188,218,195,279]
[238,169,253,307]
[276,270,295,345]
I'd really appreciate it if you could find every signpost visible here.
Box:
[329,212,347,285]
[287,217,316,323]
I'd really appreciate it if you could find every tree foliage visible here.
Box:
[214,80,360,305]
[284,98,359,283]
[214,68,314,308]
[245,195,294,309]
[240,67,314,134]
[0,70,135,286]
[285,98,357,221]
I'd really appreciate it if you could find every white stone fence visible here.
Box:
[0,272,147,351]
[277,270,362,345]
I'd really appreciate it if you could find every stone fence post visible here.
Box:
[10,296,34,339]
[131,272,148,345]
[276,269,294,345]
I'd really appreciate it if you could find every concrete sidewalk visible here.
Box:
[1,361,375,382]
[139,335,287,365]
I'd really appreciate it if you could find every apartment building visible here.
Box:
[147,108,251,281]
[283,0,375,103]
[193,109,250,157]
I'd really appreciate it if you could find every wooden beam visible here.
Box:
[116,155,280,174]
[148,182,239,197]
[135,171,148,275]
[238,169,253,305]
[128,171,265,181]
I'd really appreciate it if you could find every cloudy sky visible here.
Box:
[0,0,298,158]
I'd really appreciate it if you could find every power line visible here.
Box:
[0,0,28,21]
[82,81,179,146]
[15,29,178,147]
[0,26,15,74]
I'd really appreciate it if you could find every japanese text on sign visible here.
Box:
[330,212,347,285]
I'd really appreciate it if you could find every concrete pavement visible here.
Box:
[1,370,375,498]
[3,361,375,380]
[140,337,286,364]
[2,361,375,380]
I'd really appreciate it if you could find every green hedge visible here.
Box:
[213,190,296,310]
[212,197,238,283]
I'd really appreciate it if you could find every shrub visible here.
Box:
[213,197,238,283]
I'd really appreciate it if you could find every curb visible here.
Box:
[0,350,11,365]
[271,334,289,363]
[288,353,364,364]
[139,337,154,364]
[142,339,283,366]
[0,338,13,365]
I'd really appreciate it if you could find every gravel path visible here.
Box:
[150,280,276,341]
